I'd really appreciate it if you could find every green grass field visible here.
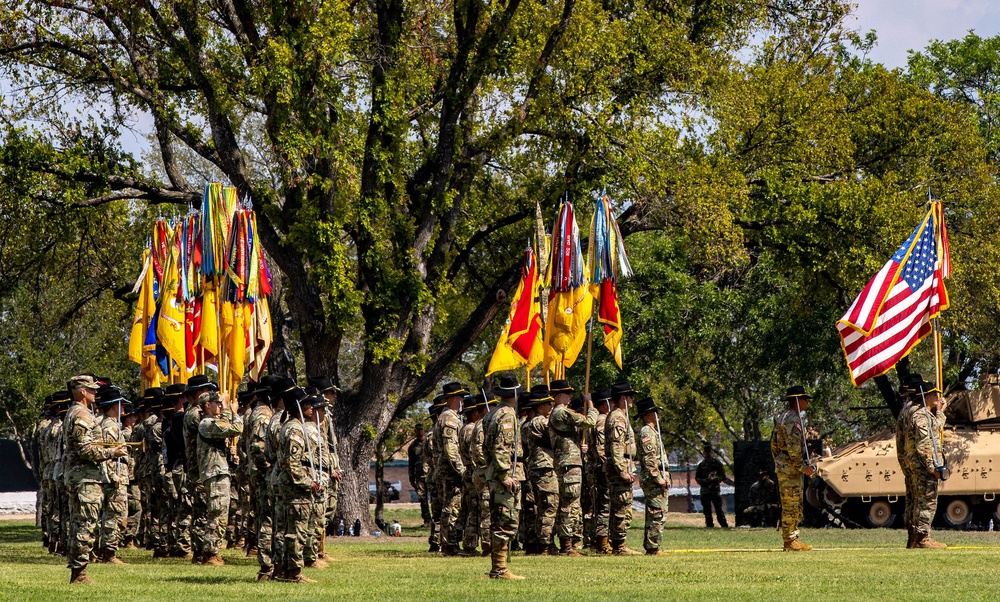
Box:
[3,510,1000,602]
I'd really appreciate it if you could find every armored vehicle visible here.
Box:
[807,380,1000,529]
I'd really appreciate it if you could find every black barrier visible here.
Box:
[0,440,38,492]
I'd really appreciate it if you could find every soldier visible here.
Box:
[407,424,430,527]
[470,391,493,557]
[525,386,558,555]
[121,402,142,548]
[301,386,328,569]
[37,397,54,551]
[247,376,277,580]
[227,390,253,551]
[95,387,129,564]
[770,385,814,552]
[184,375,217,563]
[130,395,150,549]
[274,387,322,583]
[266,378,294,579]
[425,396,444,552]
[605,381,640,555]
[162,383,192,558]
[745,471,779,527]
[482,374,525,579]
[547,380,597,555]
[586,387,612,554]
[45,393,70,555]
[459,393,487,555]
[695,444,729,528]
[904,380,948,549]
[197,390,245,565]
[435,382,468,556]
[63,375,128,584]
[146,388,174,558]
[895,373,922,548]
[515,391,536,553]
[634,397,669,555]
[309,376,343,561]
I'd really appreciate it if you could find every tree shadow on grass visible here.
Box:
[0,524,42,544]
[165,576,249,585]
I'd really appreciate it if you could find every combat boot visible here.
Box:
[595,536,612,555]
[905,526,916,549]
[256,571,272,582]
[457,547,478,557]
[305,558,328,568]
[488,542,525,580]
[441,544,460,556]
[541,543,559,556]
[559,538,582,557]
[913,534,948,549]
[153,547,170,559]
[428,542,440,553]
[783,539,812,551]
[611,541,642,555]
[70,567,93,585]
[203,554,226,566]
[246,547,258,557]
[280,568,317,583]
[571,536,583,552]
[646,549,665,556]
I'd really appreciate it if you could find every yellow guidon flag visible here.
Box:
[156,224,187,380]
[487,246,544,375]
[543,200,593,378]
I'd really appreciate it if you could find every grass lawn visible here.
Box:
[3,509,1000,602]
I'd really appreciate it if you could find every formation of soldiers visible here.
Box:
[411,376,673,579]
[36,373,343,584]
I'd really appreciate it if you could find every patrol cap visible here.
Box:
[198,391,221,406]
[67,375,100,391]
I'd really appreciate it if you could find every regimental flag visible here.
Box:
[487,246,544,375]
[156,223,187,380]
[838,203,951,386]
[587,196,632,369]
[544,201,593,376]
[128,251,155,365]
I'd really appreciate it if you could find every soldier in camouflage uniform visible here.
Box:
[408,424,430,527]
[301,387,328,569]
[265,378,294,579]
[605,382,640,555]
[470,391,493,556]
[63,375,128,584]
[147,388,175,558]
[163,383,192,558]
[425,396,444,552]
[435,382,468,556]
[37,398,54,551]
[274,387,322,583]
[547,380,597,555]
[310,376,343,561]
[122,403,142,548]
[197,390,244,565]
[903,380,948,549]
[226,391,253,550]
[246,377,277,578]
[894,373,922,547]
[516,392,536,553]
[95,387,129,564]
[459,394,487,555]
[635,397,669,555]
[43,394,70,555]
[525,387,557,555]
[695,444,729,528]
[184,375,217,563]
[130,394,150,549]
[770,386,814,552]
[483,374,525,579]
[586,387,612,554]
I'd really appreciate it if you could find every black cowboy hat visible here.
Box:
[610,381,638,400]
[442,382,470,397]
[307,376,341,394]
[186,374,218,393]
[281,385,307,405]
[142,387,164,400]
[528,385,554,407]
[163,383,188,399]
[95,387,126,408]
[914,381,942,395]
[633,396,658,417]
[492,374,524,399]
[594,387,613,405]
[784,385,812,400]
[307,394,329,410]
[462,394,484,414]
[549,379,574,395]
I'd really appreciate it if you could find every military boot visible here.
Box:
[645,549,665,556]
[783,539,812,551]
[595,536,612,555]
[913,534,948,549]
[70,567,93,585]
[559,538,582,557]
[457,547,478,557]
[305,558,328,568]
[611,540,641,555]
[488,542,525,580]
[203,554,226,566]
[541,543,559,556]
[256,570,272,582]
[905,526,916,549]
[280,568,317,583]
[441,543,460,557]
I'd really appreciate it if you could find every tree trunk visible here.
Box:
[375,442,386,522]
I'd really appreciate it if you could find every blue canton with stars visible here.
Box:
[891,219,938,291]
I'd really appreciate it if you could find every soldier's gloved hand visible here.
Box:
[503,476,519,493]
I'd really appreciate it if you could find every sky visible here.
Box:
[851,0,1000,69]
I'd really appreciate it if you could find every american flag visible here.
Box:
[838,204,950,386]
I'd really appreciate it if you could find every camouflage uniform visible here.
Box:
[407,435,430,524]
[483,401,523,577]
[637,422,669,553]
[425,420,440,550]
[604,406,635,550]
[470,417,491,554]
[63,401,121,573]
[303,416,325,566]
[322,412,340,544]
[586,412,610,550]
[51,414,69,554]
[458,419,479,552]
[904,403,945,539]
[517,413,536,552]
[164,408,192,555]
[695,454,728,527]
[895,399,916,536]
[548,404,597,549]
[122,424,141,547]
[275,413,316,581]
[97,413,128,557]
[37,415,53,547]
[435,407,466,554]
[526,414,557,552]
[130,417,148,547]
[264,408,286,574]
[184,403,208,558]
[246,402,274,576]
[144,413,169,554]
[770,409,807,544]
[197,405,244,558]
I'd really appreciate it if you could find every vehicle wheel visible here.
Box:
[943,498,972,529]
[992,500,1000,525]
[866,500,896,528]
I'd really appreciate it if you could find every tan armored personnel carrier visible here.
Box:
[808,379,1000,529]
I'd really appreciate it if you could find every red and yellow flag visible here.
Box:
[488,246,544,375]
